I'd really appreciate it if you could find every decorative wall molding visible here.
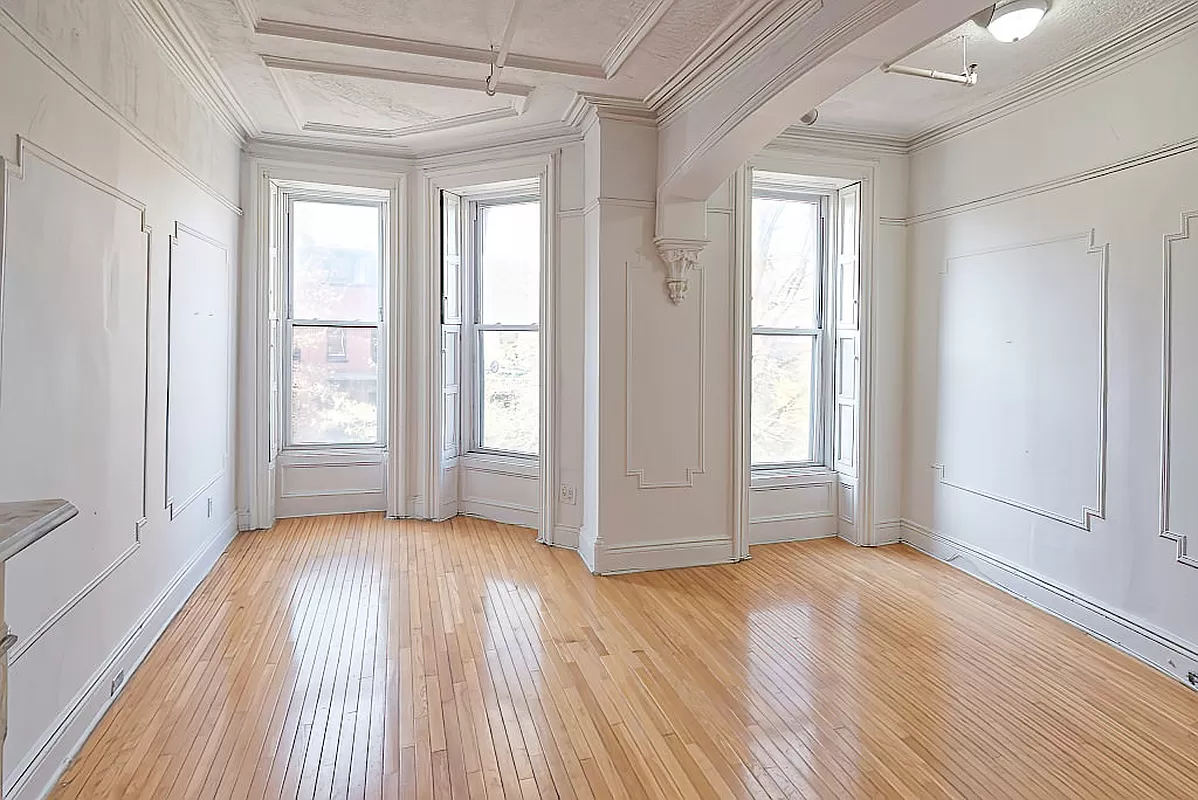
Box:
[900,519,1198,690]
[0,9,241,214]
[255,18,606,79]
[1160,211,1198,569]
[933,231,1109,531]
[624,260,707,489]
[2,138,152,663]
[260,54,535,97]
[908,136,1198,226]
[602,0,678,77]
[654,238,707,304]
[908,3,1198,153]
[6,514,237,800]
[165,223,233,520]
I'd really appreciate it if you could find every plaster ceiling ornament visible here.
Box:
[654,238,707,305]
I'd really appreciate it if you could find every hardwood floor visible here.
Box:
[51,514,1198,799]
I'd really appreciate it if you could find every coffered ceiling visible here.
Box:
[170,0,735,154]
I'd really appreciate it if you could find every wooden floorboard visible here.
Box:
[49,514,1198,798]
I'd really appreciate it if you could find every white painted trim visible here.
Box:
[6,514,238,800]
[731,167,752,560]
[551,524,580,550]
[900,519,1198,691]
[598,535,737,575]
[750,530,837,546]
[302,108,523,140]
[260,54,535,97]
[1160,211,1198,568]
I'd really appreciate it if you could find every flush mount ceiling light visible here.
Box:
[984,0,1048,43]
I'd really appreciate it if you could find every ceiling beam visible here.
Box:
[255,18,606,79]
[260,54,535,97]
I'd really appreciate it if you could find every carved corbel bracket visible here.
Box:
[654,237,708,304]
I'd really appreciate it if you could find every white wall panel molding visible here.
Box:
[901,519,1198,690]
[0,7,240,214]
[909,3,1198,153]
[165,223,233,520]
[624,260,706,489]
[6,513,237,800]
[1160,211,1198,569]
[1,138,152,665]
[933,231,1109,531]
[907,136,1198,225]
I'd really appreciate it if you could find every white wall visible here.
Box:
[903,30,1198,685]
[0,1,241,796]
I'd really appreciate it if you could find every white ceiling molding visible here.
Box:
[562,93,657,129]
[769,125,909,156]
[259,54,535,97]
[908,2,1198,151]
[229,0,258,27]
[303,108,523,140]
[601,0,679,77]
[123,0,258,139]
[254,18,606,79]
[648,0,824,123]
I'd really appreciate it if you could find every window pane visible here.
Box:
[479,330,538,454]
[292,201,380,322]
[751,334,814,465]
[752,196,820,329]
[479,202,539,325]
[291,326,379,444]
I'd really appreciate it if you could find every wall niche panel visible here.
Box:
[1162,213,1198,567]
[934,232,1108,530]
[0,144,149,656]
[166,224,232,518]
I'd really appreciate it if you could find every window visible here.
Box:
[750,187,829,467]
[284,195,385,446]
[469,198,540,456]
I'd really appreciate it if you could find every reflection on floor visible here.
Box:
[51,514,1198,798]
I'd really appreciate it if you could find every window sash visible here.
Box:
[467,196,541,458]
[749,189,830,470]
[281,191,387,449]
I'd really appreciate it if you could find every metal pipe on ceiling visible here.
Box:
[486,0,525,95]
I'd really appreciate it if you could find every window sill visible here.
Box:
[750,466,837,490]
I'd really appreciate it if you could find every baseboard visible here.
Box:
[750,531,838,546]
[275,490,386,519]
[459,499,540,529]
[551,524,580,550]
[901,519,1198,690]
[598,535,737,576]
[578,526,600,573]
[9,513,239,800]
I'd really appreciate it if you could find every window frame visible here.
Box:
[280,188,388,450]
[749,185,835,473]
[462,192,542,460]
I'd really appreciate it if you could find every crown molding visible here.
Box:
[908,2,1198,152]
[649,0,823,123]
[602,0,678,77]
[255,18,606,79]
[563,93,657,129]
[770,125,909,156]
[259,54,535,97]
[123,0,257,139]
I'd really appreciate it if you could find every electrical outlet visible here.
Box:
[110,669,125,697]
[558,484,577,505]
[207,497,214,518]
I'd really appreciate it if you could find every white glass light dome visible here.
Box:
[987,0,1048,43]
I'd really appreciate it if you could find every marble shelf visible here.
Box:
[0,499,78,562]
